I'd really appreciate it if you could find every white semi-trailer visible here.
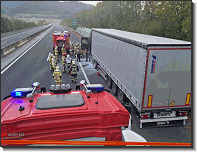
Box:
[81,29,191,128]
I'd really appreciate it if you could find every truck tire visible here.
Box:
[112,81,118,96]
[107,76,112,88]
[117,88,125,103]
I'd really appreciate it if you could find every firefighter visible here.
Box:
[61,45,66,56]
[70,42,75,56]
[75,43,81,62]
[84,48,89,62]
[52,66,62,86]
[54,46,59,61]
[79,44,84,58]
[66,54,72,71]
[74,43,79,56]
[52,56,57,73]
[69,61,79,83]
[62,53,67,73]
[48,54,54,72]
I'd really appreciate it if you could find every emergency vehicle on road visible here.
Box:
[52,31,70,55]
[1,80,146,146]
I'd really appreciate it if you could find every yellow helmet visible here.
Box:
[72,61,75,64]
[50,54,53,57]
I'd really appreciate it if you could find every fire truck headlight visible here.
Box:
[50,85,55,90]
[61,84,66,90]
[66,84,71,89]
[56,84,60,90]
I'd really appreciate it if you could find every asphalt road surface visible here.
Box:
[1,23,191,144]
[1,24,51,49]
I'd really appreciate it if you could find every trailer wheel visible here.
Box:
[117,88,125,103]
[112,81,118,96]
[107,76,112,88]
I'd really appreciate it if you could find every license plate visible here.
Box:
[157,121,167,125]
[158,112,170,117]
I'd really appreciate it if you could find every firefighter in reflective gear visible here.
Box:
[79,44,84,58]
[70,42,75,56]
[48,54,54,72]
[69,61,79,83]
[61,45,66,56]
[52,56,57,73]
[62,53,67,73]
[74,43,79,56]
[52,66,62,86]
[75,44,81,62]
[54,46,59,61]
[66,54,72,71]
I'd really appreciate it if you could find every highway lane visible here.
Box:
[1,25,51,49]
[1,24,85,102]
[1,23,191,144]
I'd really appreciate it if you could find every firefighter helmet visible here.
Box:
[52,56,56,59]
[56,66,59,70]
[72,61,75,64]
[63,53,66,56]
[50,54,53,57]
[67,54,70,58]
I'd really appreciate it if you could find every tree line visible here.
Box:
[1,15,41,33]
[61,1,191,42]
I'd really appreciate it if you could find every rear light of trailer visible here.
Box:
[140,114,150,119]
[147,95,153,108]
[179,112,188,116]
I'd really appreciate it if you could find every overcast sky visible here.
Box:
[79,1,100,6]
[59,1,101,6]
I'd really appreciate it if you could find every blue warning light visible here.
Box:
[11,88,33,98]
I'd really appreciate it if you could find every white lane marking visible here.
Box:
[1,26,54,74]
[47,52,51,61]
[78,62,90,85]
[1,42,7,45]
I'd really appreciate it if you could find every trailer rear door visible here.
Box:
[143,46,191,110]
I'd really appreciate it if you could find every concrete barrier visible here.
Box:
[1,25,52,58]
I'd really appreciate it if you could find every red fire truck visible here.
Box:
[1,80,147,146]
[52,31,70,55]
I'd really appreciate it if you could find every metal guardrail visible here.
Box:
[1,25,52,58]
[1,26,41,38]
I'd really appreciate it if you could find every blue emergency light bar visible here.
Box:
[11,88,34,98]
[86,84,104,92]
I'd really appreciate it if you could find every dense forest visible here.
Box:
[62,1,191,42]
[1,15,45,33]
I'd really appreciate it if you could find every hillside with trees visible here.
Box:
[1,14,37,33]
[62,1,191,42]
